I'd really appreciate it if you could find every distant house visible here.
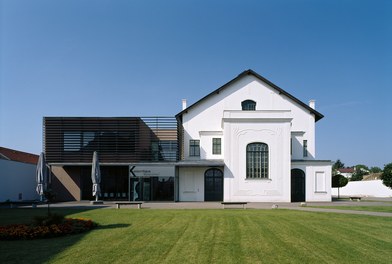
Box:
[0,147,39,201]
[337,168,355,179]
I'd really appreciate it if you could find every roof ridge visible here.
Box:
[176,69,324,122]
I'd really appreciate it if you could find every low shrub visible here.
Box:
[0,218,97,240]
[33,213,65,226]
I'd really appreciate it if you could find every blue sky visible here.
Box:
[1,0,391,168]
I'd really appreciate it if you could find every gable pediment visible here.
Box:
[176,69,323,122]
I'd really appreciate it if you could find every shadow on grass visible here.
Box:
[0,207,126,264]
[96,223,130,229]
[0,207,102,225]
[0,233,85,264]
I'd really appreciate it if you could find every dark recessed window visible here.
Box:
[303,140,308,157]
[246,143,269,179]
[241,100,256,110]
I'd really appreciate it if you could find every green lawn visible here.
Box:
[1,208,391,264]
[309,205,392,213]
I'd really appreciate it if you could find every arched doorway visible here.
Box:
[291,169,305,202]
[204,168,223,201]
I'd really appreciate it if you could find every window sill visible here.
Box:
[245,178,271,181]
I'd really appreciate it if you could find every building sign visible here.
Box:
[129,165,175,177]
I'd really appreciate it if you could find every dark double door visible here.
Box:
[204,168,223,201]
[291,169,306,202]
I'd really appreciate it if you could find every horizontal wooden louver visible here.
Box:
[43,117,179,163]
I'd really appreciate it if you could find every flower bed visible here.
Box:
[0,218,97,240]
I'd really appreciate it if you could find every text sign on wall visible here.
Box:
[129,165,175,177]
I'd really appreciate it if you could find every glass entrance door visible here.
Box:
[130,177,174,201]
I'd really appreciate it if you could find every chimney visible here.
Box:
[182,99,187,110]
[309,99,315,109]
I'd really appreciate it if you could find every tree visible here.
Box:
[355,164,370,173]
[351,164,370,181]
[350,173,363,181]
[332,159,345,176]
[332,174,348,198]
[381,163,392,189]
[370,166,382,173]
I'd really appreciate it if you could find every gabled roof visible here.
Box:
[338,168,355,173]
[0,147,39,164]
[176,69,324,122]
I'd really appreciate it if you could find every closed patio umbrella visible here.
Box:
[91,151,101,201]
[36,152,48,201]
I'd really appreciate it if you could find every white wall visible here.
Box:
[340,172,353,179]
[332,180,392,197]
[223,114,292,202]
[199,131,224,160]
[182,75,317,160]
[291,162,332,202]
[179,74,325,202]
[306,165,332,201]
[0,159,39,201]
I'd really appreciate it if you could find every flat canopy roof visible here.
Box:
[48,160,225,167]
[176,160,225,167]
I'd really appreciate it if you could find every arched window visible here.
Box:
[241,100,256,110]
[246,143,269,178]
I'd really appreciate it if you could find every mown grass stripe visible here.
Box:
[1,208,391,264]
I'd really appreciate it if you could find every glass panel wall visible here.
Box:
[81,166,129,200]
[130,177,174,201]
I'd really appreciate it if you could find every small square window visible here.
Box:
[242,100,256,110]
[189,140,200,157]
[212,138,221,155]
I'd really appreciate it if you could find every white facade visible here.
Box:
[176,70,331,202]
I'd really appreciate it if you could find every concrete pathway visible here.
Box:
[31,197,392,217]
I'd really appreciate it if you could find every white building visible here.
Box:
[0,147,39,201]
[176,69,332,202]
[43,69,331,203]
[337,168,355,179]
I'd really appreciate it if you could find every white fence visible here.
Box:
[332,180,392,197]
